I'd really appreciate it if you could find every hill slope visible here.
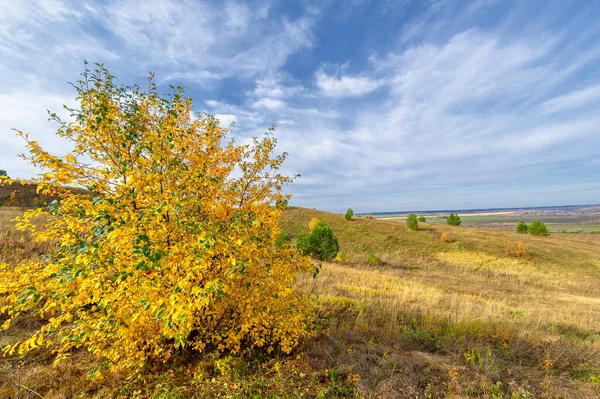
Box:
[0,181,88,208]
[1,206,599,398]
[281,207,600,398]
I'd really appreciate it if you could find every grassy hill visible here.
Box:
[1,206,599,398]
[0,181,88,208]
[281,207,600,397]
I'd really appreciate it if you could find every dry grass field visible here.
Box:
[283,207,600,398]
[1,206,599,398]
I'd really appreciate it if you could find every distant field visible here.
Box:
[379,213,600,233]
[547,224,600,233]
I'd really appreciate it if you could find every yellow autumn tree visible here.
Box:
[0,64,315,375]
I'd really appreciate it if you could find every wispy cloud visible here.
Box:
[539,85,600,115]
[315,68,382,97]
[253,98,287,110]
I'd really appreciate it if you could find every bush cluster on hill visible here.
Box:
[516,220,548,236]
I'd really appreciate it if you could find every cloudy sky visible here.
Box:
[1,0,599,212]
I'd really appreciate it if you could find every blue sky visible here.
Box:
[1,0,599,213]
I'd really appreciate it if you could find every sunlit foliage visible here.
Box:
[308,217,321,232]
[0,64,315,375]
[440,231,452,243]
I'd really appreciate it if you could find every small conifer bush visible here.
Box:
[406,213,418,231]
[528,220,548,236]
[296,220,339,261]
[345,208,354,221]
[516,220,528,234]
[447,213,462,226]
[418,215,426,222]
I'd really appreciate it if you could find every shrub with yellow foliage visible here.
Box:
[440,231,452,243]
[334,252,349,263]
[0,64,315,376]
[504,239,528,258]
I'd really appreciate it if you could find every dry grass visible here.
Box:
[1,206,600,398]
[282,207,600,398]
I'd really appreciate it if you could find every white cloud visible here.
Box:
[215,114,237,127]
[315,69,381,97]
[253,98,286,110]
[251,77,305,99]
[225,2,250,30]
[0,90,75,177]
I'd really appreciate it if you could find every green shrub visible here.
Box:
[365,253,382,265]
[418,215,426,222]
[296,221,339,261]
[406,213,418,231]
[334,252,349,263]
[344,208,354,221]
[516,220,528,234]
[528,220,548,236]
[275,231,291,248]
[0,170,7,177]
[447,213,461,226]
